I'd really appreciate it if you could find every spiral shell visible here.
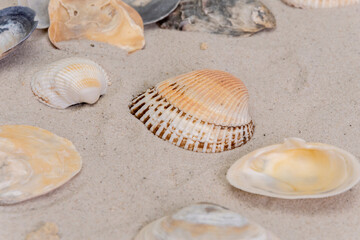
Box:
[227,138,360,199]
[0,125,82,205]
[134,203,279,240]
[129,70,254,153]
[31,57,109,109]
[282,0,359,8]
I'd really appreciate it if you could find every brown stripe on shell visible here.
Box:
[129,72,254,153]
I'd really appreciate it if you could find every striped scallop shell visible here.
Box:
[134,203,279,240]
[31,57,109,109]
[129,70,254,153]
[0,125,82,205]
[282,0,359,8]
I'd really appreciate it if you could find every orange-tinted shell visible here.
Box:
[129,70,254,153]
[48,0,145,53]
[0,125,82,204]
[282,0,359,8]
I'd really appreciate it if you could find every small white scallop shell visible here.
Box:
[227,138,360,199]
[17,0,50,29]
[31,57,109,109]
[129,70,254,153]
[134,203,279,240]
[0,125,82,205]
[282,0,359,8]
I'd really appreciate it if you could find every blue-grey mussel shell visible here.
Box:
[0,6,38,60]
[123,0,181,25]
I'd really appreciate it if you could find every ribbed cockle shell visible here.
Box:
[227,138,360,199]
[31,57,109,109]
[129,70,254,153]
[282,0,359,8]
[0,125,82,205]
[48,0,145,53]
[134,203,279,240]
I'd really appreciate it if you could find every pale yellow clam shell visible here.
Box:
[0,125,82,205]
[134,203,279,240]
[31,57,109,109]
[48,0,145,53]
[227,138,360,199]
[129,70,254,153]
[282,0,359,8]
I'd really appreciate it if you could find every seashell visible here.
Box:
[158,0,276,36]
[129,70,254,153]
[31,57,109,109]
[48,0,145,53]
[123,0,181,25]
[17,0,50,29]
[282,0,359,8]
[134,203,280,240]
[0,125,82,205]
[0,6,38,60]
[227,138,360,199]
[26,222,60,240]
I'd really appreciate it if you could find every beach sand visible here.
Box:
[1,0,360,239]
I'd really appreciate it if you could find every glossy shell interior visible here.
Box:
[0,6,38,60]
[0,125,82,205]
[227,138,360,199]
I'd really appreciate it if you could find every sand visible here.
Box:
[1,0,360,239]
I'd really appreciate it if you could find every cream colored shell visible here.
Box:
[227,138,360,199]
[134,203,279,240]
[129,70,254,153]
[282,0,359,8]
[0,125,82,205]
[48,0,145,53]
[31,57,109,109]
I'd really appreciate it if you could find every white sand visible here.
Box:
[1,0,360,239]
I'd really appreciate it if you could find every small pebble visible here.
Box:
[200,42,208,50]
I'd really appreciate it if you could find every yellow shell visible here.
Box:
[129,70,254,153]
[134,203,279,240]
[227,138,360,199]
[48,0,145,53]
[0,125,82,204]
[282,0,359,8]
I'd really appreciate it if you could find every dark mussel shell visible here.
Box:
[123,0,181,25]
[0,6,38,60]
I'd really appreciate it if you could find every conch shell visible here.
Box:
[48,0,145,53]
[134,203,279,240]
[282,0,359,8]
[227,138,360,199]
[129,70,254,153]
[31,57,109,109]
[0,125,82,205]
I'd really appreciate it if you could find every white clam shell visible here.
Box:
[17,0,50,29]
[31,57,109,109]
[129,70,254,153]
[134,203,279,240]
[0,125,82,205]
[227,138,360,199]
